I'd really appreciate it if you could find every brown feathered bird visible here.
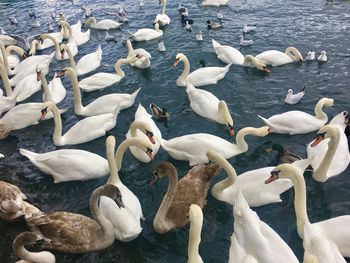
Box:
[151,162,221,234]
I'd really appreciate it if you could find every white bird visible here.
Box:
[239,35,253,46]
[178,3,186,13]
[83,17,122,30]
[317,51,327,62]
[217,11,224,19]
[196,31,203,41]
[185,21,192,32]
[139,0,145,8]
[9,16,18,25]
[242,24,256,33]
[306,51,315,61]
[31,19,41,28]
[284,86,306,104]
[158,41,166,52]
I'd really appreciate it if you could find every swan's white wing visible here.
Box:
[255,50,293,66]
[187,87,220,121]
[44,74,66,104]
[188,66,229,87]
[76,45,102,75]
[79,73,120,91]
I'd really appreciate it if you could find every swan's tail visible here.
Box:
[257,115,271,127]
[96,45,102,60]
[19,148,38,162]
[212,39,221,49]
[130,87,142,102]
[225,63,232,72]
[185,81,196,94]
[234,189,249,217]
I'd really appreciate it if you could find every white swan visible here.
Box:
[202,0,230,6]
[60,67,141,116]
[68,20,90,46]
[186,82,234,136]
[99,136,154,241]
[187,204,204,263]
[61,43,102,76]
[19,148,109,183]
[303,223,346,263]
[307,124,350,182]
[40,33,78,60]
[29,31,63,51]
[77,56,138,92]
[126,104,162,162]
[40,101,119,146]
[154,0,171,26]
[233,190,299,263]
[258,98,334,135]
[83,17,122,30]
[39,69,66,104]
[0,45,26,73]
[212,39,270,72]
[255,47,304,66]
[174,53,231,87]
[13,232,56,263]
[160,126,270,166]
[126,40,151,69]
[0,62,17,115]
[131,23,163,41]
[207,149,312,207]
[265,163,350,257]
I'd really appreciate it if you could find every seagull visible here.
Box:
[217,11,224,20]
[306,51,315,61]
[105,31,117,42]
[9,16,18,25]
[31,19,41,28]
[181,7,189,17]
[284,86,306,104]
[185,21,192,32]
[28,11,36,18]
[242,24,256,33]
[240,35,253,46]
[139,0,145,8]
[317,51,327,62]
[178,3,186,13]
[196,31,203,41]
[158,41,166,52]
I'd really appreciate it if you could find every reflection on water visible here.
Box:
[0,0,350,262]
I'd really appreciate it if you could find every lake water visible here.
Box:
[0,0,349,262]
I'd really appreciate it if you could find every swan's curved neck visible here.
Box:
[107,142,121,186]
[178,56,190,85]
[40,72,52,102]
[0,41,9,74]
[114,58,133,78]
[235,127,255,152]
[314,127,340,182]
[126,40,133,56]
[286,166,310,238]
[0,63,13,96]
[114,138,144,170]
[42,35,60,59]
[314,99,329,120]
[61,22,72,39]
[243,55,265,69]
[188,213,203,263]
[129,121,146,137]
[209,153,236,199]
[66,70,85,114]
[63,45,77,71]
[6,45,24,56]
[29,40,39,55]
[218,101,232,125]
[48,104,63,144]
[154,167,178,229]
[161,0,167,15]
[14,243,52,263]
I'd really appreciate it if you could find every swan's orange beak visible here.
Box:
[263,66,271,73]
[36,71,41,81]
[146,148,154,160]
[267,127,272,133]
[146,131,156,144]
[265,170,280,184]
[228,126,235,136]
[311,133,325,147]
[60,49,65,60]
[39,108,48,122]
[56,70,65,78]
[172,58,180,68]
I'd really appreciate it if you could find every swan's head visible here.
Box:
[130,120,156,144]
[310,124,339,147]
[173,53,186,67]
[244,55,271,73]
[329,111,348,127]
[35,64,47,81]
[320,51,326,56]
[150,162,175,186]
[97,184,125,209]
[40,101,56,121]
[265,163,299,184]
[287,89,293,94]
[247,126,271,137]
[319,98,334,108]
[59,43,67,60]
[189,204,203,223]
[82,17,96,27]
[285,47,303,63]
[218,101,234,136]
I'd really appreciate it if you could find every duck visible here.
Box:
[26,184,124,253]
[265,163,350,257]
[307,124,350,182]
[255,47,304,66]
[228,233,258,263]
[99,136,153,241]
[83,17,122,30]
[258,97,334,134]
[160,126,270,166]
[186,82,234,136]
[60,43,102,76]
[126,104,162,162]
[0,62,17,115]
[317,51,327,62]
[233,190,299,263]
[306,51,315,61]
[154,0,171,26]
[150,103,169,125]
[265,143,304,164]
[39,33,78,61]
[187,204,204,263]
[13,232,56,263]
[77,55,138,92]
[201,0,230,6]
[173,52,231,87]
[125,40,151,69]
[206,20,222,29]
[242,24,256,33]
[151,161,221,234]
[40,101,118,146]
[59,67,140,116]
[20,147,109,183]
[284,86,306,104]
[206,149,312,207]
[303,223,346,263]
[212,39,270,72]
[38,67,66,104]
[239,35,254,46]
[0,181,41,222]
[131,23,163,41]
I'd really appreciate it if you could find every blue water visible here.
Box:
[0,0,349,262]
